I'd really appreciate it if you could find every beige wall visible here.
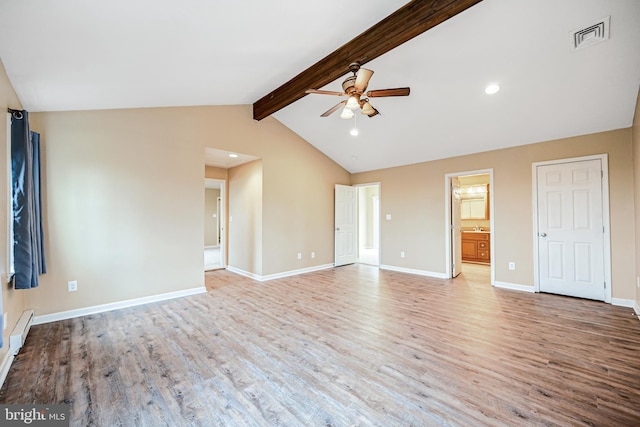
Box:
[228,160,263,274]
[352,128,636,300]
[262,130,350,275]
[24,105,347,315]
[633,88,640,310]
[204,188,220,246]
[28,109,205,314]
[0,61,26,361]
[204,165,227,180]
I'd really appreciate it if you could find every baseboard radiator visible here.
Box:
[9,310,34,356]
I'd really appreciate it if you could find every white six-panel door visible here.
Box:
[536,158,605,301]
[335,184,357,266]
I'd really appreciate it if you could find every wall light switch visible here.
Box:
[400,251,405,258]
[68,280,78,292]
[508,262,516,271]
[297,252,302,260]
[386,214,392,220]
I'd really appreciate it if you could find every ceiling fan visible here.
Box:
[305,62,410,119]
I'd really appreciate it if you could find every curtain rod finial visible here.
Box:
[7,108,24,119]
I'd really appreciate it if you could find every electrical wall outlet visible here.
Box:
[3,313,7,330]
[400,251,405,258]
[297,252,302,260]
[508,262,516,271]
[311,252,316,259]
[68,280,78,292]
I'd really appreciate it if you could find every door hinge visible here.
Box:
[604,281,606,289]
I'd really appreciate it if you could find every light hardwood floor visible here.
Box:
[1,264,640,426]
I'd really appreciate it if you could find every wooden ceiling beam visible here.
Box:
[252,0,483,121]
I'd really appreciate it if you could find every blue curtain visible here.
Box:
[11,110,46,290]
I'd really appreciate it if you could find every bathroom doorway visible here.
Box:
[445,170,494,284]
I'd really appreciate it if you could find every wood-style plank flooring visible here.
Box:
[1,263,640,426]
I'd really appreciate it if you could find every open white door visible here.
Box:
[536,158,606,301]
[335,184,357,266]
[451,177,462,277]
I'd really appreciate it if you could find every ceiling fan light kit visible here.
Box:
[346,96,360,109]
[340,107,355,119]
[361,100,375,116]
[306,62,410,119]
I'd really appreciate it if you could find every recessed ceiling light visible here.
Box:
[228,153,239,158]
[485,83,500,95]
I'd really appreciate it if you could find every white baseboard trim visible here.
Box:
[635,301,640,318]
[262,264,334,281]
[0,350,15,390]
[493,281,535,293]
[225,266,262,281]
[33,286,207,325]
[611,298,636,308]
[226,264,334,282]
[379,265,448,279]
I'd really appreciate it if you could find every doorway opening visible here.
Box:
[334,183,380,267]
[205,178,226,271]
[445,170,494,284]
[357,183,380,266]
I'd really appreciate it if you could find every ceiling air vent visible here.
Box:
[571,16,610,50]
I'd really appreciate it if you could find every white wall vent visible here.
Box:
[9,309,34,356]
[571,16,610,50]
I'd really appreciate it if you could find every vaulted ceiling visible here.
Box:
[1,0,639,173]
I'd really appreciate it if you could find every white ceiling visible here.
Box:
[205,148,259,169]
[1,0,639,173]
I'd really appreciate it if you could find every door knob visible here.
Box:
[540,232,547,237]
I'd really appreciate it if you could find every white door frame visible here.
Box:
[444,169,495,282]
[532,154,612,303]
[205,178,226,269]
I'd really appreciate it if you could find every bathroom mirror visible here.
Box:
[460,185,488,219]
